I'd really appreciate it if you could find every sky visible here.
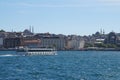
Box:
[0,0,120,35]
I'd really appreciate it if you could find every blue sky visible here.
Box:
[0,0,120,35]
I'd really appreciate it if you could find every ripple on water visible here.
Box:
[0,51,120,80]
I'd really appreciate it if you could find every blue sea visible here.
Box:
[0,51,120,80]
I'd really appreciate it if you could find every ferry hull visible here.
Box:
[17,51,57,56]
[16,48,57,56]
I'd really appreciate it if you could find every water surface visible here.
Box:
[0,51,120,80]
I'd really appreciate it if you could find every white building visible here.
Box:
[40,37,65,50]
[79,39,85,49]
[67,39,85,50]
[95,39,105,44]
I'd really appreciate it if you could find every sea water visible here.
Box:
[0,51,120,80]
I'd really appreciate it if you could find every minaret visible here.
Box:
[103,29,105,34]
[29,26,31,32]
[30,25,34,33]
[12,29,13,32]
[100,28,102,34]
[32,26,34,33]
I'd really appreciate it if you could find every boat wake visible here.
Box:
[0,54,20,57]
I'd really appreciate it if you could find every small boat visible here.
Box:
[16,47,57,56]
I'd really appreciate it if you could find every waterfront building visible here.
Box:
[23,37,41,48]
[0,32,23,38]
[3,36,41,48]
[15,32,23,37]
[66,40,72,49]
[3,37,23,48]
[66,38,85,50]
[116,34,120,47]
[95,39,105,44]
[7,32,16,38]
[105,32,117,44]
[79,39,85,49]
[69,39,80,50]
[0,32,7,38]
[40,37,65,50]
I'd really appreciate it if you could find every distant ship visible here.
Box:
[16,47,57,56]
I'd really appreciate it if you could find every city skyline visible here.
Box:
[1,0,120,35]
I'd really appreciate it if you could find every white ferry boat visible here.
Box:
[16,47,57,56]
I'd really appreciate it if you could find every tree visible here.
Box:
[84,43,94,48]
[94,43,107,48]
[106,44,117,48]
[0,29,5,32]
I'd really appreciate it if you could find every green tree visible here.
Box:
[84,43,94,48]
[0,29,5,32]
[106,44,117,48]
[94,43,107,48]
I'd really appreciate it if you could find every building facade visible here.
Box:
[40,37,65,50]
[66,39,85,50]
[105,32,117,44]
[23,38,41,48]
[3,37,23,48]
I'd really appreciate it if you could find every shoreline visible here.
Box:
[0,48,120,51]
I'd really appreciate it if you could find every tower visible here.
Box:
[100,28,102,34]
[103,29,105,34]
[29,26,32,32]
